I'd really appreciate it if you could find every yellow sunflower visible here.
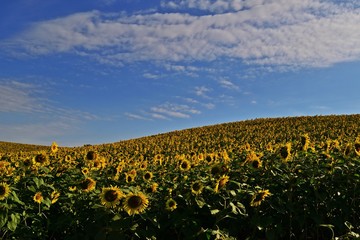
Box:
[165,198,177,211]
[33,152,49,166]
[0,182,11,200]
[179,159,191,171]
[80,177,96,192]
[250,189,271,207]
[123,191,149,216]
[100,186,124,208]
[214,175,229,193]
[85,151,98,161]
[51,142,58,153]
[33,192,43,204]
[279,143,292,162]
[143,171,153,181]
[50,190,61,204]
[191,181,203,195]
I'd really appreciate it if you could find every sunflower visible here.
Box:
[251,159,262,169]
[139,161,148,171]
[33,152,49,166]
[50,190,61,204]
[123,192,149,216]
[0,182,10,200]
[51,142,58,153]
[81,167,90,176]
[86,151,98,161]
[33,192,43,204]
[280,143,292,162]
[250,189,271,207]
[125,173,135,183]
[179,159,191,171]
[300,134,310,151]
[69,186,77,192]
[191,181,203,195]
[146,182,158,193]
[355,141,360,156]
[214,175,229,193]
[143,171,153,181]
[80,177,96,192]
[100,186,124,208]
[165,198,177,211]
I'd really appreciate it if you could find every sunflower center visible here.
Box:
[355,143,360,152]
[280,147,289,158]
[35,154,46,163]
[192,183,201,191]
[252,160,260,168]
[128,195,143,208]
[0,186,5,195]
[86,151,97,160]
[104,190,118,202]
[181,162,188,169]
[168,200,176,207]
[144,173,151,180]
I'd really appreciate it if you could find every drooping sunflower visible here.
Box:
[191,181,203,195]
[146,182,158,194]
[33,192,43,204]
[80,177,96,192]
[123,191,149,216]
[165,198,177,211]
[100,186,124,208]
[50,190,61,204]
[300,134,310,151]
[250,189,271,207]
[279,143,292,162]
[214,175,229,193]
[0,182,11,200]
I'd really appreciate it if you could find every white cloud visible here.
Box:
[124,112,151,120]
[0,80,45,113]
[218,78,240,90]
[194,86,212,98]
[2,1,360,69]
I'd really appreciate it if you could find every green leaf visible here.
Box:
[11,191,25,205]
[0,212,7,228]
[7,213,20,232]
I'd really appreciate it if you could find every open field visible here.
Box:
[1,114,360,239]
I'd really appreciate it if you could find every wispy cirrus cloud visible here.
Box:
[218,78,240,91]
[1,0,359,70]
[0,79,100,140]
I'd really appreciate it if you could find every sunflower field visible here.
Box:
[1,114,360,239]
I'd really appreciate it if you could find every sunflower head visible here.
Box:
[165,198,177,211]
[51,142,58,153]
[123,192,149,215]
[250,189,271,207]
[0,182,11,200]
[80,178,96,192]
[143,171,153,181]
[33,192,43,204]
[33,153,49,166]
[51,190,61,204]
[86,151,97,161]
[214,175,229,193]
[179,159,191,171]
[280,143,292,161]
[100,186,124,208]
[191,181,203,195]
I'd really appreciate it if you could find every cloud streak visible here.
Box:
[1,0,360,69]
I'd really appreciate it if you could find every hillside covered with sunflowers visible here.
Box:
[1,114,360,239]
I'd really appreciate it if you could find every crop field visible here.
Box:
[1,114,360,239]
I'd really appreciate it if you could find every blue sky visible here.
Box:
[0,0,359,146]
